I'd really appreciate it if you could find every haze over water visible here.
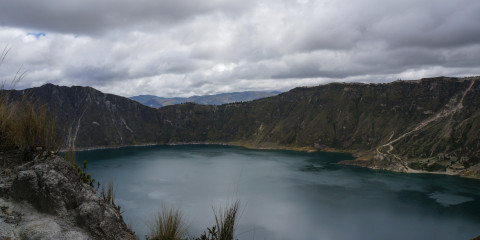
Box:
[77,145,480,240]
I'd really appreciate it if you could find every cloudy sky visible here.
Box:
[0,0,479,97]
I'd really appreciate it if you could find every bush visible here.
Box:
[407,162,425,170]
[425,163,446,172]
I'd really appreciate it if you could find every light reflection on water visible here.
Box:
[77,145,480,240]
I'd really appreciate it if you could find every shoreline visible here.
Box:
[340,157,480,180]
[69,141,351,154]
[66,141,479,179]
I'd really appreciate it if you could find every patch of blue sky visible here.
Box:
[27,32,46,39]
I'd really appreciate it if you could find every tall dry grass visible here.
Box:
[0,93,58,159]
[101,180,116,205]
[147,205,188,240]
[0,47,58,160]
[147,201,241,240]
[212,200,240,240]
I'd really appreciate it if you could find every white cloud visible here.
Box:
[0,0,479,97]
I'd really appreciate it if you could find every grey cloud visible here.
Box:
[154,52,205,75]
[0,0,254,35]
[1,0,480,97]
[368,2,480,49]
[65,65,127,83]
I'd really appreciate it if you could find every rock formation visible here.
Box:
[0,151,137,239]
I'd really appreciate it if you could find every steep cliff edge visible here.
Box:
[0,151,137,239]
[5,76,480,178]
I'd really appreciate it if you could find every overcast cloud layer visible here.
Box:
[1,0,479,97]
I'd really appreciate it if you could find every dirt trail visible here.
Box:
[376,79,476,172]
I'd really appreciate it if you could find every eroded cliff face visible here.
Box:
[5,76,480,177]
[7,84,162,149]
[0,151,137,239]
[338,77,480,177]
[152,77,480,177]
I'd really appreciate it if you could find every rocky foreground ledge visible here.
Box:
[0,151,137,240]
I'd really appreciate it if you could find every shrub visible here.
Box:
[425,163,446,172]
[407,162,425,170]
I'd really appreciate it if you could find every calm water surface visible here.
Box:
[76,145,480,240]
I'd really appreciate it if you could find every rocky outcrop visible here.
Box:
[0,197,90,240]
[0,152,137,239]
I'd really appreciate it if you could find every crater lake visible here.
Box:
[76,145,480,240]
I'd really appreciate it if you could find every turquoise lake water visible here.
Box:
[76,145,480,240]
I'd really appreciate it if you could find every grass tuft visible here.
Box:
[212,200,240,240]
[191,200,241,240]
[100,181,116,205]
[146,205,188,240]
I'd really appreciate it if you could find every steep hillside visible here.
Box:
[130,91,280,108]
[153,77,480,178]
[5,77,480,177]
[7,84,162,148]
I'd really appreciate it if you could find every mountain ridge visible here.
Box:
[4,76,480,178]
[130,90,281,108]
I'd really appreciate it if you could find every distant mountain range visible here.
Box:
[4,77,480,178]
[130,91,281,108]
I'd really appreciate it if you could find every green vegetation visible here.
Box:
[63,147,97,186]
[408,161,447,172]
[407,162,425,170]
[425,163,447,172]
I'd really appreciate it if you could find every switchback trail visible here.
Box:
[376,79,476,172]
